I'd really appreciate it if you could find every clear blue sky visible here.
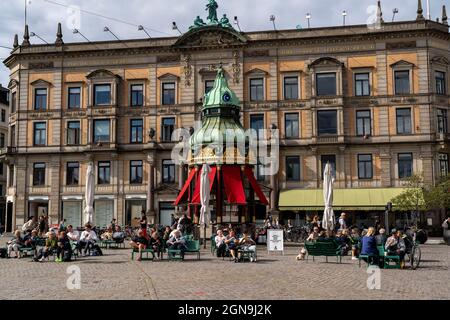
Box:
[0,0,447,86]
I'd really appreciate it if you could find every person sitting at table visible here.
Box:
[360,227,379,265]
[215,229,227,258]
[7,230,24,259]
[112,225,126,244]
[130,229,149,262]
[56,231,72,262]
[237,232,256,262]
[79,224,98,257]
[34,232,58,262]
[385,229,406,269]
[101,226,113,241]
[225,230,238,262]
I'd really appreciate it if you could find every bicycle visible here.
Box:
[404,232,421,270]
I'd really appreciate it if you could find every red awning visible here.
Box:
[191,166,217,204]
[222,166,246,204]
[244,166,269,205]
[174,168,197,205]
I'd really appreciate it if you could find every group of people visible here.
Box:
[214,228,256,262]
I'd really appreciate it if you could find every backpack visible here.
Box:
[0,248,7,258]
[91,245,103,256]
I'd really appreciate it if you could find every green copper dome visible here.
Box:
[189,68,250,165]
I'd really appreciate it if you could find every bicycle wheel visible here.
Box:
[410,245,421,270]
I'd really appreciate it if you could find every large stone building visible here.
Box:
[1,1,449,232]
[0,85,9,228]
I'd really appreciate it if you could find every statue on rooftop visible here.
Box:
[190,16,207,30]
[220,14,232,28]
[206,0,219,24]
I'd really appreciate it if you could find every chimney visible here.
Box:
[22,25,30,46]
[55,22,64,45]
[416,0,425,21]
[443,5,448,25]
[13,34,19,49]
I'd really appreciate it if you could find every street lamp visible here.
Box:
[103,26,121,41]
[30,31,48,44]
[270,15,276,30]
[342,10,347,26]
[234,16,242,32]
[172,22,182,35]
[306,13,311,28]
[73,29,91,42]
[392,8,399,22]
[138,25,151,39]
[385,201,393,234]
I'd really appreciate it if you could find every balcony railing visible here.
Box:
[0,146,17,156]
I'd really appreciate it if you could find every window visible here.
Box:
[162,82,175,105]
[436,71,446,95]
[9,166,14,187]
[33,122,46,146]
[1,109,5,122]
[67,121,80,145]
[94,84,111,105]
[355,73,370,96]
[68,87,81,109]
[285,113,299,139]
[356,110,371,136]
[317,110,337,135]
[93,120,110,143]
[10,125,16,147]
[33,163,46,186]
[358,154,373,179]
[439,154,449,177]
[66,162,79,185]
[130,84,144,107]
[205,80,215,94]
[250,78,264,101]
[130,119,143,143]
[398,153,413,179]
[284,76,299,100]
[34,88,47,110]
[250,114,264,139]
[286,156,300,181]
[396,108,412,134]
[0,133,4,148]
[162,160,175,183]
[321,155,336,179]
[394,70,410,95]
[316,73,337,96]
[437,109,448,134]
[98,161,111,185]
[11,92,16,113]
[130,160,143,184]
[162,118,175,142]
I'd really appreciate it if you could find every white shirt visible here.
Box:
[67,230,79,241]
[80,230,97,242]
[339,217,347,229]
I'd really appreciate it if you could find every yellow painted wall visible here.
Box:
[346,56,377,96]
[278,60,306,100]
[386,53,418,95]
[156,67,181,105]
[28,73,54,110]
[243,62,271,101]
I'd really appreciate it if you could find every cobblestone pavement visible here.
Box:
[0,239,449,300]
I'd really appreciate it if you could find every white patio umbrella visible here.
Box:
[84,161,95,225]
[199,164,211,227]
[322,162,335,231]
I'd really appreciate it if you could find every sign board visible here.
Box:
[267,229,284,254]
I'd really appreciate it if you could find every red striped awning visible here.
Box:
[222,166,246,204]
[244,166,269,205]
[173,168,197,205]
[191,166,217,204]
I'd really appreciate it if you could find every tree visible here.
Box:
[424,175,450,211]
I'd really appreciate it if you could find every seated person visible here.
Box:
[130,230,149,261]
[101,226,114,241]
[360,227,379,265]
[317,230,335,242]
[56,231,72,262]
[375,228,388,246]
[149,231,163,258]
[34,232,58,262]
[306,227,320,242]
[335,229,351,255]
[23,229,40,252]
[350,228,361,261]
[385,229,406,269]
[237,232,256,262]
[7,230,24,259]
[66,225,80,242]
[112,225,126,243]
[215,230,227,258]
[162,226,172,243]
[225,230,238,262]
[166,230,187,252]
[79,224,98,257]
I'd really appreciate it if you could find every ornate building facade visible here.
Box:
[1,2,449,231]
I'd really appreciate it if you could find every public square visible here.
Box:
[0,240,448,300]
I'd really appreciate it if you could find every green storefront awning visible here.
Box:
[278,188,407,211]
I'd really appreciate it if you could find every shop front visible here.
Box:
[159,202,175,227]
[125,195,146,226]
[61,196,83,229]
[28,196,49,219]
[93,196,114,228]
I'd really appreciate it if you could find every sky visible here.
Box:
[0,0,448,87]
